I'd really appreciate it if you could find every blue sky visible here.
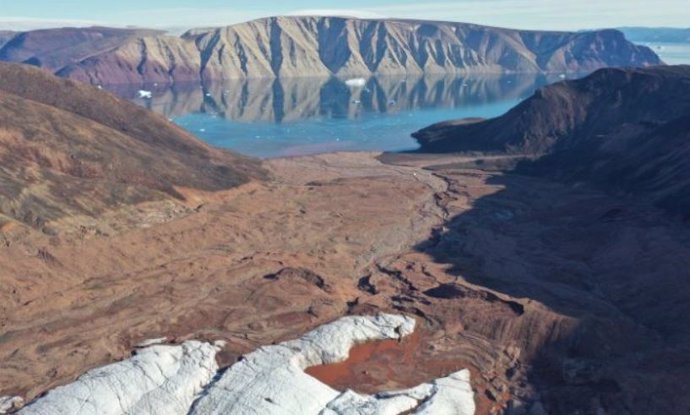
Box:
[1,0,688,31]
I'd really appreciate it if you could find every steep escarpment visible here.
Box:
[414,65,690,214]
[0,62,263,231]
[0,17,661,84]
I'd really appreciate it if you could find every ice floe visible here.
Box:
[345,78,367,88]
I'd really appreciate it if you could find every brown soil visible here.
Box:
[2,150,690,414]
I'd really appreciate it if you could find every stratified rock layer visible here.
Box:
[0,17,661,84]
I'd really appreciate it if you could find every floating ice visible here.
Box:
[345,78,367,87]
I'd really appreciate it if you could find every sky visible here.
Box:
[0,0,688,32]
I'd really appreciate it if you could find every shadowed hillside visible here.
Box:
[413,65,690,215]
[0,62,264,232]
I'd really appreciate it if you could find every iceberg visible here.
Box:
[345,78,367,88]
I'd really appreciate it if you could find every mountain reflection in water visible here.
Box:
[107,74,570,158]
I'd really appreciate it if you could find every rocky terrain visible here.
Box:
[0,32,14,49]
[0,62,263,233]
[0,17,661,84]
[0,27,162,72]
[2,62,690,415]
[413,65,690,215]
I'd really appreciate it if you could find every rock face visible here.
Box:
[15,315,475,415]
[0,62,264,231]
[413,65,690,215]
[0,17,661,84]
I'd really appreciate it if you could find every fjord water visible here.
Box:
[114,75,565,158]
[638,42,690,65]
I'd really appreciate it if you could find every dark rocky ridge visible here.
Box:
[0,17,662,85]
[0,62,264,230]
[413,65,690,215]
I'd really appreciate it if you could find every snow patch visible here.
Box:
[17,314,475,415]
[190,313,475,414]
[135,337,168,348]
[191,314,416,414]
[19,341,219,415]
[0,396,24,414]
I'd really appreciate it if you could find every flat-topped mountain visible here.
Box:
[413,65,690,215]
[0,62,263,232]
[0,17,662,84]
[0,27,163,72]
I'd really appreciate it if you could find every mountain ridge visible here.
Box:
[0,16,662,85]
[412,65,690,215]
[0,62,264,232]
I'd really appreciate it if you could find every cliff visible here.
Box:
[0,17,662,84]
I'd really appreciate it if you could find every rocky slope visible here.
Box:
[413,65,690,214]
[0,17,662,84]
[0,27,163,72]
[2,143,690,415]
[0,62,263,232]
[0,31,14,49]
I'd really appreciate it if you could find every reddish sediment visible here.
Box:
[305,327,496,413]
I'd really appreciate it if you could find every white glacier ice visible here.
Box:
[18,314,475,415]
[19,341,220,415]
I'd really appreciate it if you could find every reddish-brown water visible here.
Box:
[304,328,496,414]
